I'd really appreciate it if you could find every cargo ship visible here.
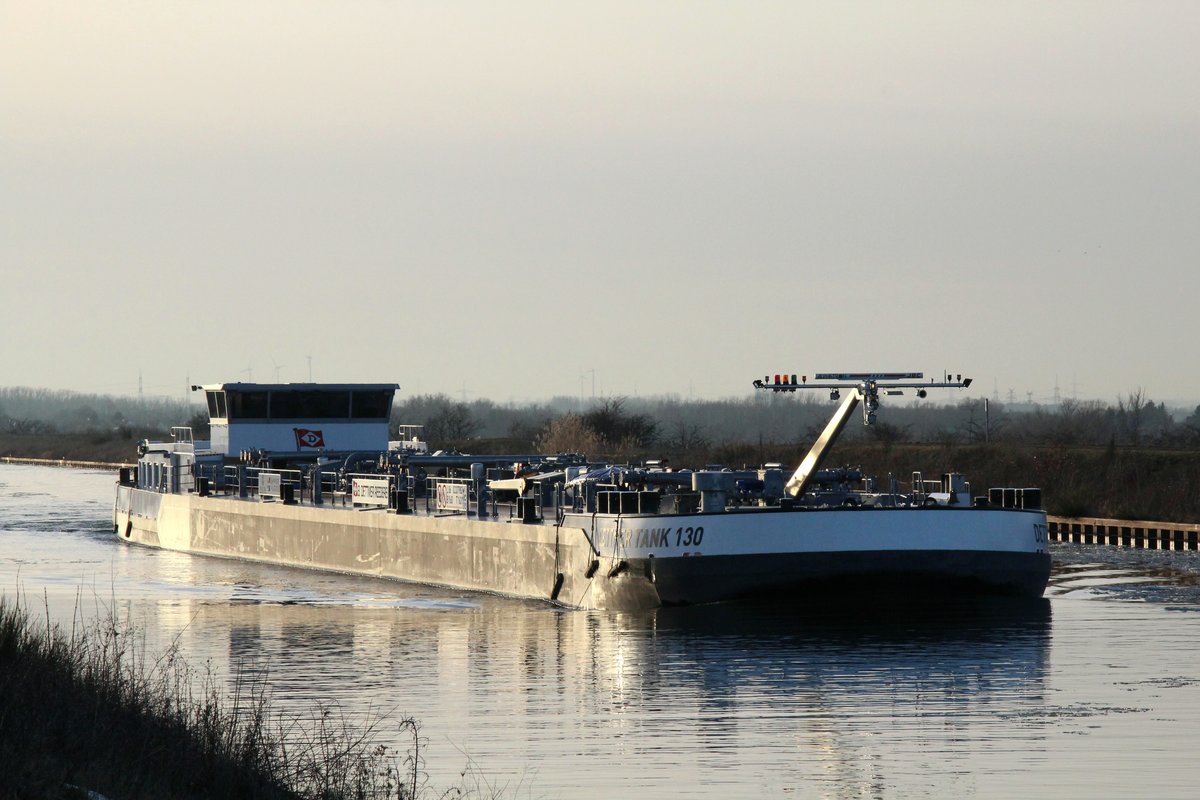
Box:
[113,374,1051,610]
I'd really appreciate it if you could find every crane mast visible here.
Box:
[752,372,973,498]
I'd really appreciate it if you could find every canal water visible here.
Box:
[3,463,1199,799]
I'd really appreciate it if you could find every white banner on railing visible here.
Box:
[352,477,390,507]
[259,472,281,500]
[436,482,469,512]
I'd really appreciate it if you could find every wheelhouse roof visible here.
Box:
[197,383,400,393]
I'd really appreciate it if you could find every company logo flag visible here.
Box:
[294,428,325,448]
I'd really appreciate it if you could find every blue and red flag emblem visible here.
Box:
[294,428,325,448]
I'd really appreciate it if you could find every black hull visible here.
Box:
[644,549,1052,605]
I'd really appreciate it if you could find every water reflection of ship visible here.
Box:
[627,597,1052,708]
[144,580,1052,712]
[140,586,1053,795]
[588,599,1053,794]
[216,596,1049,716]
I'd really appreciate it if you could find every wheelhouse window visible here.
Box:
[269,390,350,419]
[351,390,392,420]
[217,385,391,421]
[228,391,269,420]
[205,391,227,420]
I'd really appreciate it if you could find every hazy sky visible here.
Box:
[4,2,1198,407]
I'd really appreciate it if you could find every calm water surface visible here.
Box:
[3,463,1199,798]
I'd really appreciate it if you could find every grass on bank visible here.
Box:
[0,592,447,800]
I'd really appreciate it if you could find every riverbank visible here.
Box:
[0,431,141,467]
[826,441,1200,523]
[0,595,412,800]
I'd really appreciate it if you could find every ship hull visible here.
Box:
[115,485,1050,611]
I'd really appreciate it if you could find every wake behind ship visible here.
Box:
[113,375,1051,610]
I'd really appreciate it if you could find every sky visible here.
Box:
[3,1,1198,408]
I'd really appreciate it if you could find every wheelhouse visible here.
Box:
[198,382,398,455]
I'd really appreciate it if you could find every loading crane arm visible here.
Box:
[751,372,972,498]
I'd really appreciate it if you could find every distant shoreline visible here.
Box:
[5,432,1200,524]
[0,431,140,467]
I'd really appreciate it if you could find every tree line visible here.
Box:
[394,388,1200,460]
[0,387,193,436]
[5,385,1200,461]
